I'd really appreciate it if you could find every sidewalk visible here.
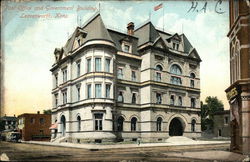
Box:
[23,137,230,150]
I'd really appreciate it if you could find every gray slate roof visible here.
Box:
[56,12,200,62]
[0,116,17,121]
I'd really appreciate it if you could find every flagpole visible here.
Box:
[163,4,164,31]
[149,11,151,21]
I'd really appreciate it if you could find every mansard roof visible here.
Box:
[81,13,113,43]
[134,21,161,47]
[54,12,201,64]
[107,29,139,55]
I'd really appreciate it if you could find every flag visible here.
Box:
[154,3,163,11]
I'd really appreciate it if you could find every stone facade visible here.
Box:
[225,0,250,155]
[213,110,230,137]
[50,13,202,143]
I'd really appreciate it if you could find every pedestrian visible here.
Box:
[137,138,141,145]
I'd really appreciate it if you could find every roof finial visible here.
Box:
[98,2,101,13]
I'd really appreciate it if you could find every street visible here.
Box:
[1,141,244,161]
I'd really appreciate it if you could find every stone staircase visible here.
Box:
[51,136,67,143]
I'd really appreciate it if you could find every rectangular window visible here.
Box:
[156,93,162,104]
[77,86,80,101]
[131,71,136,81]
[190,80,194,88]
[173,43,176,49]
[105,84,111,98]
[191,98,196,108]
[176,44,179,50]
[62,91,67,104]
[123,45,130,53]
[40,118,44,124]
[132,93,136,104]
[118,91,124,102]
[77,61,81,77]
[95,84,102,98]
[117,68,123,79]
[30,118,35,124]
[62,68,67,83]
[156,72,161,81]
[178,96,182,106]
[224,116,229,125]
[171,76,182,85]
[170,95,175,105]
[87,58,91,73]
[54,94,58,107]
[87,84,91,99]
[94,113,103,131]
[105,58,110,72]
[95,58,101,72]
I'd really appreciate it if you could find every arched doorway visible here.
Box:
[169,117,184,136]
[61,115,66,136]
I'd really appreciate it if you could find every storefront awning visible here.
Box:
[49,123,58,129]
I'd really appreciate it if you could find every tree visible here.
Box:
[43,109,52,114]
[201,96,224,131]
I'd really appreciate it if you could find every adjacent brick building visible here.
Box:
[225,0,250,155]
[17,112,51,141]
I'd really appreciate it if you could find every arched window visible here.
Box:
[77,116,81,132]
[118,91,124,102]
[156,117,163,131]
[156,65,163,71]
[155,65,163,81]
[131,117,137,131]
[190,73,195,88]
[170,64,182,85]
[191,119,196,132]
[61,115,66,136]
[170,64,182,75]
[117,116,124,131]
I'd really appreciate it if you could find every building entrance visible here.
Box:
[61,115,66,136]
[169,118,183,136]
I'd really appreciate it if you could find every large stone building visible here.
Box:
[225,0,250,155]
[50,13,201,143]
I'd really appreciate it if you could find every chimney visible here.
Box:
[127,22,134,35]
[37,111,40,114]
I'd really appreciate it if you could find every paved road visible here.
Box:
[0,141,242,161]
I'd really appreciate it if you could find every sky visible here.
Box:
[1,0,230,116]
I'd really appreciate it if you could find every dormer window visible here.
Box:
[124,45,130,53]
[173,42,179,50]
[122,41,132,53]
